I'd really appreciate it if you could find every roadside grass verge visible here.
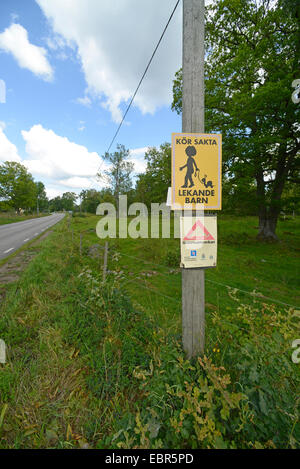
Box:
[0,213,49,226]
[0,214,299,448]
[0,231,53,271]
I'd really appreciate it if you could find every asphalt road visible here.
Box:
[0,213,65,260]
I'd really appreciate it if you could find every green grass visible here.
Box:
[90,213,299,313]
[0,214,299,449]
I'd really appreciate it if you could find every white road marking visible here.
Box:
[4,247,14,254]
[23,238,30,242]
[34,233,39,236]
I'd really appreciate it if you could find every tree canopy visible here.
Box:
[49,192,77,212]
[135,143,171,208]
[35,181,48,213]
[79,188,114,214]
[0,161,37,212]
[172,0,300,239]
[98,144,134,214]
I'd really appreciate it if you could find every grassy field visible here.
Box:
[0,213,49,226]
[0,214,299,449]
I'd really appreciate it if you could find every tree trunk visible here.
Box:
[257,213,278,241]
[115,192,119,218]
[255,169,279,240]
[256,141,291,241]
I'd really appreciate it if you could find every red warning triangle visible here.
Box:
[183,219,215,241]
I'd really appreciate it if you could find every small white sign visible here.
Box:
[180,216,217,268]
[166,187,172,206]
[0,339,6,364]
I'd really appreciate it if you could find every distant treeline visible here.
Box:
[0,143,299,222]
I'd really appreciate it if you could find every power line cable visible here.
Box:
[97,0,181,174]
[81,0,181,196]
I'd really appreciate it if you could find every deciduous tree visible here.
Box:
[172,0,300,240]
[0,161,37,212]
[135,143,171,207]
[98,144,134,215]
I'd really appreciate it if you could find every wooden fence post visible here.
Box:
[103,242,108,281]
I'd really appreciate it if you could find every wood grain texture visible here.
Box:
[181,0,205,358]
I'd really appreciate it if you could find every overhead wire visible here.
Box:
[96,0,181,177]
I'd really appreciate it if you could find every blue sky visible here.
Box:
[0,0,182,199]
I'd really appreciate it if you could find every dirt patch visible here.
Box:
[31,231,53,245]
[0,230,53,287]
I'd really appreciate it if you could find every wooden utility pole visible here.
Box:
[181,0,205,358]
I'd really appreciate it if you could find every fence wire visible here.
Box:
[66,231,299,354]
[93,242,299,310]
[69,230,299,310]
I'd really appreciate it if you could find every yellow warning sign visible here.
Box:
[172,133,222,210]
[180,216,217,268]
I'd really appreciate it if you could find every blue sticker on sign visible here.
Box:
[191,250,197,257]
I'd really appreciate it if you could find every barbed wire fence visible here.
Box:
[68,225,299,309]
[102,244,298,308]
[65,224,299,354]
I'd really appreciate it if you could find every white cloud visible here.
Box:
[130,147,149,157]
[45,34,70,51]
[0,79,6,103]
[128,157,147,174]
[21,124,105,181]
[0,121,6,130]
[45,187,63,199]
[128,147,149,174]
[45,178,103,198]
[0,128,21,163]
[0,125,150,198]
[10,13,20,23]
[0,23,53,81]
[58,176,94,189]
[76,95,92,107]
[36,0,182,122]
